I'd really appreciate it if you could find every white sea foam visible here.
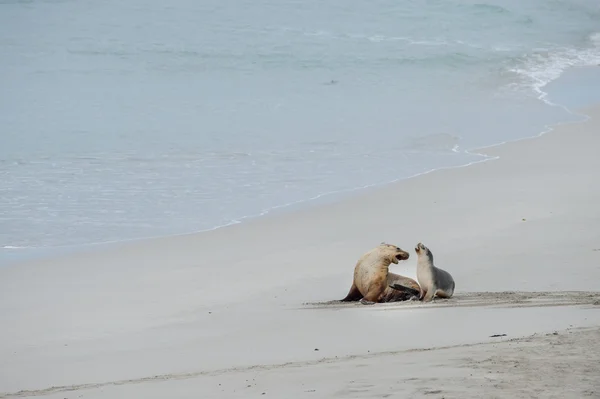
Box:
[507,33,600,104]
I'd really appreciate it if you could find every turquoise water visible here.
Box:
[1,0,600,255]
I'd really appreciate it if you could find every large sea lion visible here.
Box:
[413,242,455,302]
[341,243,421,304]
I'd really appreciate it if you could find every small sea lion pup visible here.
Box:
[341,243,421,304]
[413,242,455,302]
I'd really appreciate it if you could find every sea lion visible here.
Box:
[340,243,420,304]
[413,242,455,302]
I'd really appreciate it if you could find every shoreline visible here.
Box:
[2,67,597,267]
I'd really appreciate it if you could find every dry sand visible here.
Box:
[9,327,599,399]
[1,105,600,398]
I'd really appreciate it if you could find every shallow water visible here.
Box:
[1,0,600,255]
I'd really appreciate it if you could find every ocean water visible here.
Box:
[2,0,600,259]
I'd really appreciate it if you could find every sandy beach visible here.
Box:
[1,105,600,398]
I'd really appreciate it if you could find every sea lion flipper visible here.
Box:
[341,282,363,302]
[389,284,420,297]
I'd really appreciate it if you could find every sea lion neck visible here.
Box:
[416,254,432,269]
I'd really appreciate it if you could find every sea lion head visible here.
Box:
[415,242,433,261]
[379,242,410,264]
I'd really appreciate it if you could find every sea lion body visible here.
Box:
[415,242,455,302]
[341,243,418,304]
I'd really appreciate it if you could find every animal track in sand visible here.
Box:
[302,291,600,310]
